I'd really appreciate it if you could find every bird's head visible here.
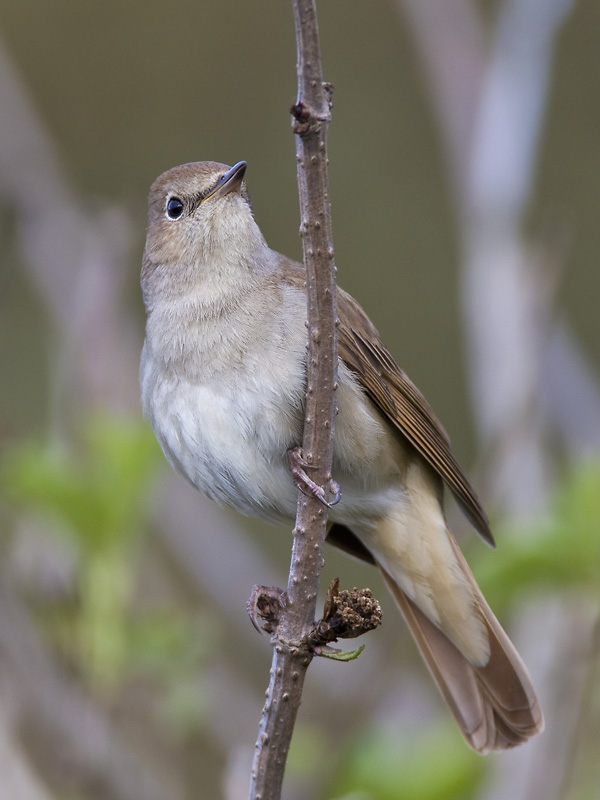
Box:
[142,161,269,306]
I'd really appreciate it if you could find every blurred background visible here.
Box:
[1,1,599,798]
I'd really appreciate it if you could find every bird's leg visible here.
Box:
[287,447,341,508]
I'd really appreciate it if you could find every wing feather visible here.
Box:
[279,259,493,545]
[337,288,494,546]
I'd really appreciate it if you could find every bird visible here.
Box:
[140,159,543,753]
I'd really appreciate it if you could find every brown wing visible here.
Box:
[278,256,493,546]
[337,288,494,546]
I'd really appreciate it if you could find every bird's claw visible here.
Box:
[288,447,341,508]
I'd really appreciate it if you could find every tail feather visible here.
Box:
[379,533,543,753]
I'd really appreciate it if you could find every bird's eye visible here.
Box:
[166,197,184,220]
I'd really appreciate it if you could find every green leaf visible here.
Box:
[319,645,365,662]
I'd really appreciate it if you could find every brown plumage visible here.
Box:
[336,287,494,546]
[140,160,544,754]
[300,271,543,752]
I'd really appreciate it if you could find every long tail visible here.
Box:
[378,532,544,753]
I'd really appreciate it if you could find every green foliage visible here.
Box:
[328,722,485,800]
[126,608,218,736]
[2,415,161,554]
[1,415,166,692]
[0,414,222,740]
[286,723,328,779]
[471,459,600,613]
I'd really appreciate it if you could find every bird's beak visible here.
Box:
[206,161,247,201]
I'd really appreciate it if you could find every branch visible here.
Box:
[248,581,381,799]
[287,0,338,631]
[247,2,346,797]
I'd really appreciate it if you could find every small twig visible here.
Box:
[247,579,382,650]
[248,1,341,797]
[247,579,381,793]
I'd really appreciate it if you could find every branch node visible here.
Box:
[290,95,332,135]
[309,578,383,652]
[247,579,382,661]
[247,585,287,634]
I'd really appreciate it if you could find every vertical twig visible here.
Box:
[248,1,338,797]
[287,0,338,631]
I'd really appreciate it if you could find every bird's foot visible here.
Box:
[288,447,341,508]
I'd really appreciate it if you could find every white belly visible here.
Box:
[143,359,305,520]
[142,341,406,526]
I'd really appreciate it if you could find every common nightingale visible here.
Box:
[140,160,543,752]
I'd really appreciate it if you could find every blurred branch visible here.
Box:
[556,609,600,800]
[396,2,599,799]
[0,701,53,800]
[397,0,599,517]
[397,0,485,208]
[541,317,600,453]
[0,571,184,800]
[0,37,139,422]
[460,0,576,510]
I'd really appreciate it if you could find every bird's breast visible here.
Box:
[140,279,407,525]
[148,366,306,519]
[141,285,309,519]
